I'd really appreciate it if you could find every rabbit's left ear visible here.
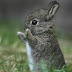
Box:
[47,1,59,21]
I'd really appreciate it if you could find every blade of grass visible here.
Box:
[0,55,14,65]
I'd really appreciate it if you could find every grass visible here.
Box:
[0,20,72,72]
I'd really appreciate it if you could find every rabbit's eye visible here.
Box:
[32,20,38,25]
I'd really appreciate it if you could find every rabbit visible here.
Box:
[17,1,65,72]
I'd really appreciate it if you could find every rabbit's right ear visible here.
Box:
[46,1,59,21]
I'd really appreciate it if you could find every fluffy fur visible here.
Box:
[17,1,65,72]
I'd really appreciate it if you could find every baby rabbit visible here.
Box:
[17,1,65,72]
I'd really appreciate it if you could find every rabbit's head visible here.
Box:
[24,1,59,35]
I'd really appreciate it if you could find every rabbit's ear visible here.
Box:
[47,1,59,21]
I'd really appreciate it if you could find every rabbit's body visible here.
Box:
[17,1,65,72]
[26,32,65,72]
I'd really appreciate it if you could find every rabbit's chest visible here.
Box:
[26,41,34,71]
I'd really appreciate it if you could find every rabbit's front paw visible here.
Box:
[17,31,26,43]
[25,28,36,41]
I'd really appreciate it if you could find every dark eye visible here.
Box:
[32,20,38,25]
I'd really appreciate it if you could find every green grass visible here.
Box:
[0,20,72,72]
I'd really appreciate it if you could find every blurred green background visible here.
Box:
[0,0,72,72]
